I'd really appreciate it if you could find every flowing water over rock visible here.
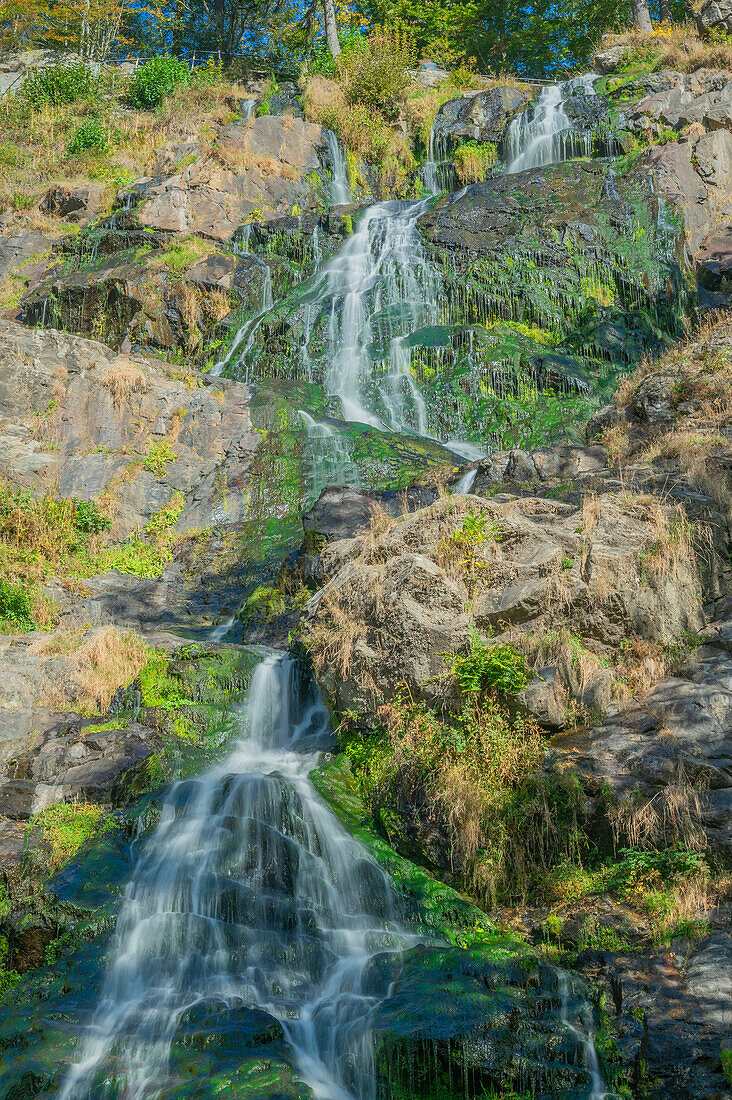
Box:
[325,131,352,207]
[224,199,438,436]
[58,654,422,1100]
[504,74,601,172]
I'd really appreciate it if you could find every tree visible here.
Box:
[322,0,341,55]
[631,0,653,30]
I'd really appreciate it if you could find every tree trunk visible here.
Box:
[658,0,672,21]
[631,0,653,32]
[322,0,341,56]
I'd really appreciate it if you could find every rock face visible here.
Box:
[133,115,327,239]
[0,719,161,818]
[0,320,258,537]
[432,85,534,147]
[39,183,106,225]
[698,0,732,33]
[21,247,235,356]
[302,491,703,726]
[553,614,732,860]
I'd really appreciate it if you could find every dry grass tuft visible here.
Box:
[102,358,147,403]
[601,23,732,73]
[35,625,150,715]
[609,763,709,853]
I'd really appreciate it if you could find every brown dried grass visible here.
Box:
[102,358,147,403]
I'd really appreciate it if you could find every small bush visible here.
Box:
[342,34,414,117]
[453,140,497,184]
[73,499,112,535]
[21,63,96,107]
[129,56,191,110]
[143,438,177,477]
[451,632,532,695]
[0,578,34,631]
[11,191,34,210]
[68,118,109,156]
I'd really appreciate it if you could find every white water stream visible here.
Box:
[59,654,422,1100]
[504,74,599,173]
[326,131,352,206]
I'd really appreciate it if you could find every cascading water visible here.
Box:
[504,74,599,173]
[326,130,352,206]
[59,653,423,1100]
[224,200,438,436]
[240,97,257,122]
[420,123,454,194]
[299,411,361,500]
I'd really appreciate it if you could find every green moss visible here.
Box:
[312,755,525,956]
[722,1047,732,1086]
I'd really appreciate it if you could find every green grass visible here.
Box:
[143,438,177,478]
[28,801,114,870]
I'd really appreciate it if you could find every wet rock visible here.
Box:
[39,183,106,224]
[697,226,732,298]
[20,244,241,357]
[646,140,712,253]
[576,939,732,1099]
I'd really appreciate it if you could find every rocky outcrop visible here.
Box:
[132,114,328,239]
[39,183,106,225]
[302,490,704,727]
[431,85,534,147]
[21,247,235,356]
[553,612,732,861]
[698,0,732,34]
[0,320,257,537]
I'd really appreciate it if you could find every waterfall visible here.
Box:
[557,970,613,1100]
[420,123,453,194]
[455,467,477,494]
[224,199,439,436]
[59,653,422,1100]
[299,411,361,500]
[241,97,257,121]
[504,74,599,174]
[326,130,352,206]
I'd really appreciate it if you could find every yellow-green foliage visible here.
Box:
[344,692,584,906]
[29,800,113,870]
[144,492,184,538]
[143,438,177,477]
[453,140,497,184]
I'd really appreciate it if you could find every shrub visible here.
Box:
[342,34,414,117]
[346,692,585,905]
[68,118,109,155]
[73,498,112,534]
[453,140,497,184]
[21,63,96,107]
[143,437,177,477]
[0,578,34,631]
[451,632,532,695]
[129,56,191,110]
